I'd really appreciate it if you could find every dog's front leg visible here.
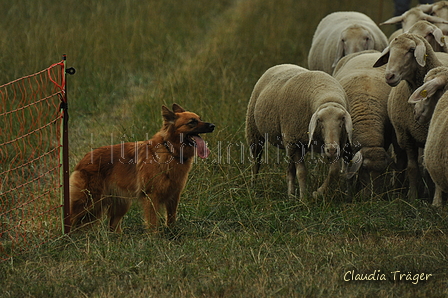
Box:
[165,193,181,227]
[141,194,160,231]
[108,198,132,232]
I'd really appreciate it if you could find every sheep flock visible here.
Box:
[245,1,448,207]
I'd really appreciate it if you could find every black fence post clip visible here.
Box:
[66,67,76,75]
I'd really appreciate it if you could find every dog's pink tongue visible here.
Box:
[192,135,210,159]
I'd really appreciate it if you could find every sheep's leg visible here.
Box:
[406,146,421,200]
[287,160,296,197]
[287,146,306,198]
[392,139,407,191]
[432,185,443,207]
[295,156,307,200]
[314,160,341,198]
[249,136,265,181]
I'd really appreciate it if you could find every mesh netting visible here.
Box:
[0,61,66,261]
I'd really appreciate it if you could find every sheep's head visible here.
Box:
[308,103,353,160]
[380,7,448,32]
[373,33,429,87]
[346,147,394,182]
[407,20,445,51]
[346,146,396,199]
[419,2,448,35]
[408,66,448,123]
[332,25,375,68]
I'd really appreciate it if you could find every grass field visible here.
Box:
[1,0,448,297]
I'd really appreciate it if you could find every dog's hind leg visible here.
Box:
[69,170,108,231]
[108,198,132,232]
[70,170,95,229]
[71,193,107,230]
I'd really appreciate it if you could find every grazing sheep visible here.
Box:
[333,51,395,198]
[308,11,388,74]
[408,20,447,52]
[373,33,443,199]
[382,7,448,42]
[421,73,448,206]
[408,66,448,124]
[246,64,352,199]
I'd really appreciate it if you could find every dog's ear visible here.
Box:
[172,103,186,113]
[162,105,176,123]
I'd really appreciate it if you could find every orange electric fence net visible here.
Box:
[0,60,68,261]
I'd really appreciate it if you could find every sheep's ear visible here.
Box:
[162,105,176,123]
[418,3,434,13]
[414,39,427,67]
[344,110,353,145]
[346,151,363,179]
[373,46,390,67]
[425,15,448,25]
[308,111,319,147]
[408,76,446,103]
[172,103,186,113]
[432,28,445,47]
[379,16,403,26]
[332,39,345,68]
[408,85,428,103]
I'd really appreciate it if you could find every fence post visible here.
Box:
[61,54,75,234]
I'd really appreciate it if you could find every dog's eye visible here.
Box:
[188,119,198,126]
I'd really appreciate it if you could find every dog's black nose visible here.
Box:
[208,123,216,131]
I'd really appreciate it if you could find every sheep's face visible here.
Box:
[340,27,374,54]
[430,3,448,34]
[309,105,351,160]
[383,36,426,87]
[408,20,446,51]
[408,67,448,124]
[414,97,439,124]
[347,147,392,179]
[333,27,374,68]
[360,147,392,173]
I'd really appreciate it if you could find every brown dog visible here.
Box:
[69,104,215,232]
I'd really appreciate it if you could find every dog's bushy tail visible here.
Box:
[69,170,104,230]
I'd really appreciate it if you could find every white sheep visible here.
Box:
[333,51,395,198]
[373,33,443,199]
[245,64,353,199]
[419,1,448,34]
[420,69,448,207]
[382,7,448,42]
[408,20,447,52]
[308,11,388,74]
[408,66,448,124]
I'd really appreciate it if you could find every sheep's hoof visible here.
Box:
[312,191,322,200]
[407,189,419,201]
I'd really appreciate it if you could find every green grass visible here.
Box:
[1,0,448,297]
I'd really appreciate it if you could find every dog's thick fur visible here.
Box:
[69,104,215,232]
